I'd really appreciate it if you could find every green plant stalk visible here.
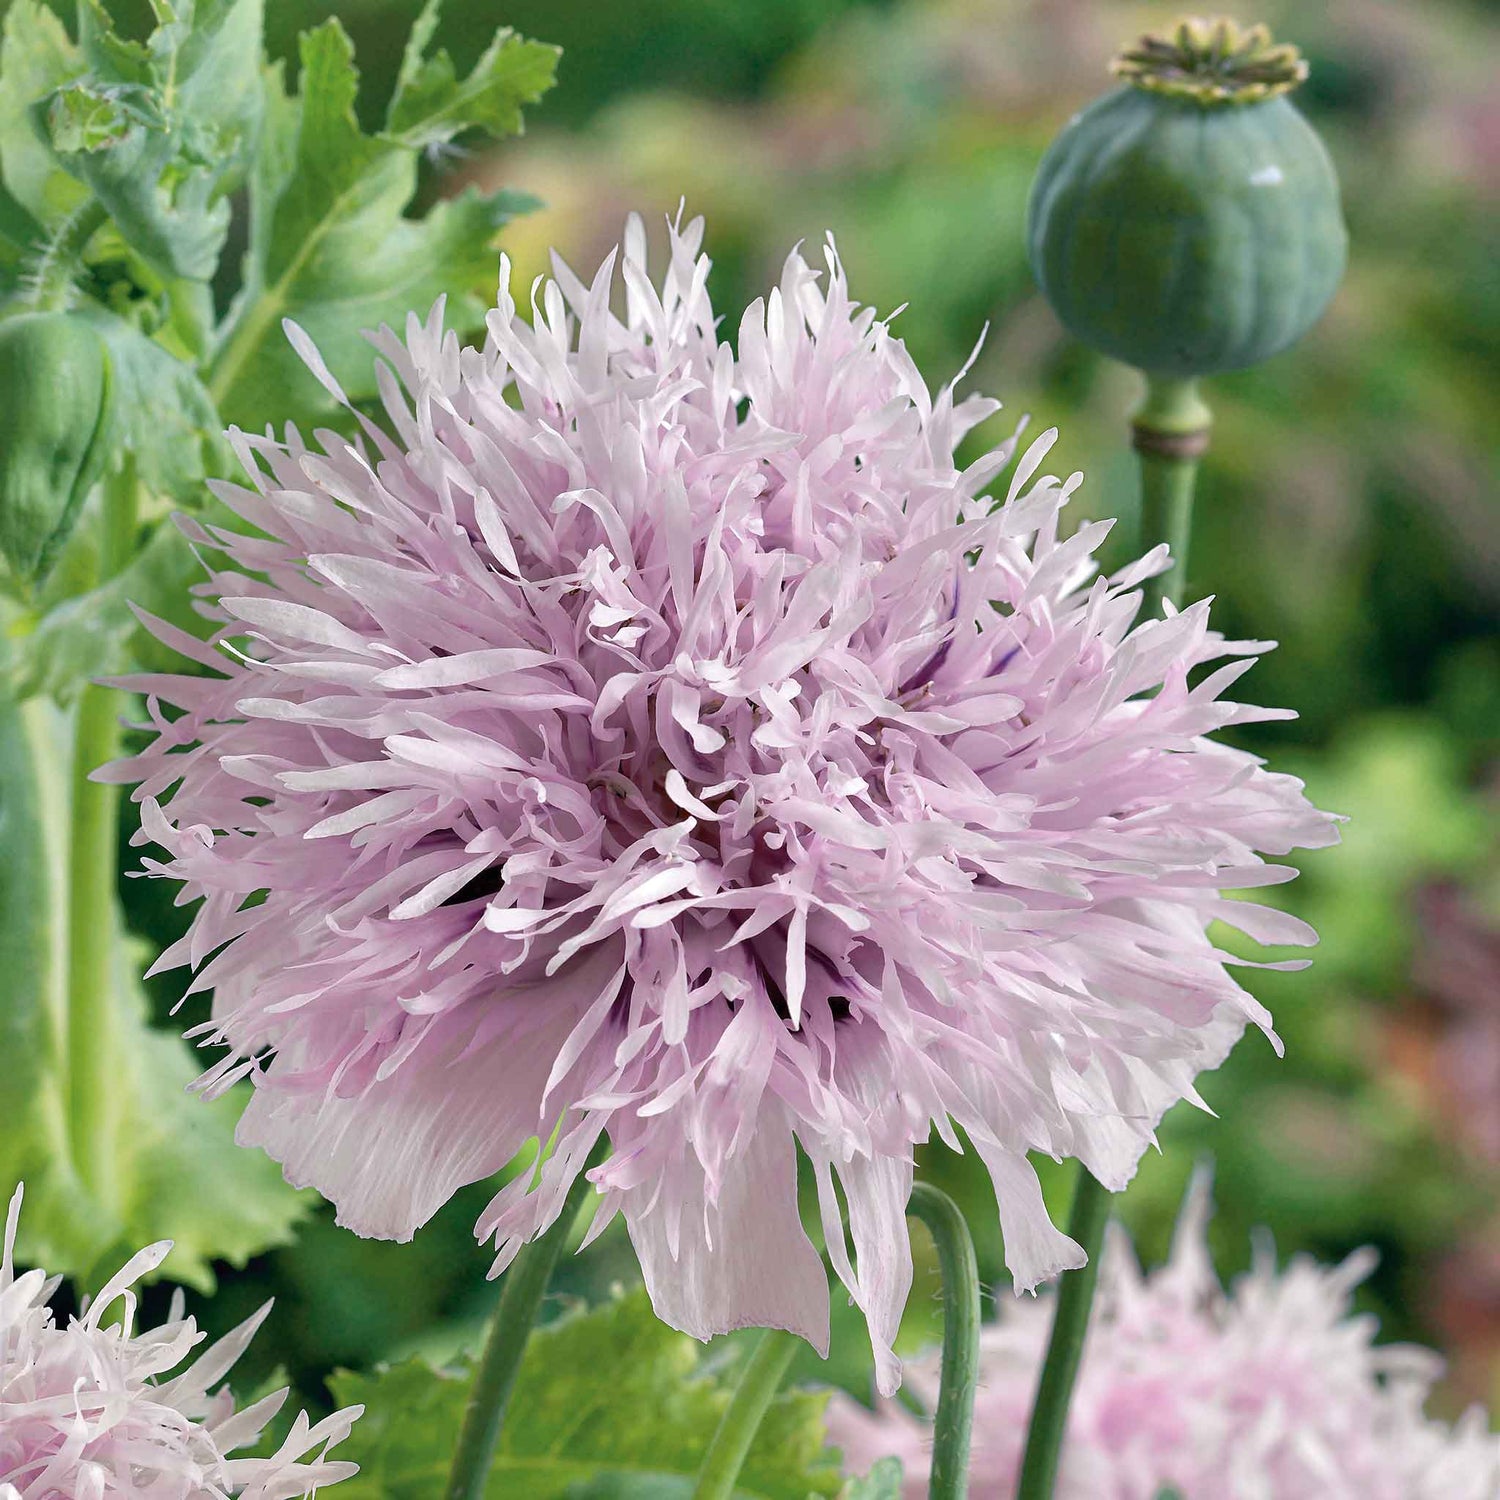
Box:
[1015,1166,1112,1500]
[26,198,109,312]
[1138,452,1197,615]
[908,1181,981,1500]
[444,1162,600,1500]
[690,1328,801,1500]
[1133,375,1211,617]
[65,461,139,1211]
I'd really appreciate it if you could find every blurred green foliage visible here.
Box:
[14,0,1494,1445]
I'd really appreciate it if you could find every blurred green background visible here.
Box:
[43,0,1495,1437]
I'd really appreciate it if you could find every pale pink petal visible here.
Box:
[626,1115,830,1355]
[239,953,617,1239]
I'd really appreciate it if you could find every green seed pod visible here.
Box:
[1026,17,1347,378]
[0,310,114,588]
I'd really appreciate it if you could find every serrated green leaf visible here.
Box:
[0,689,307,1289]
[840,1459,904,1499]
[45,82,147,153]
[75,0,152,85]
[207,8,551,429]
[0,0,85,224]
[118,1007,309,1289]
[221,170,534,428]
[36,0,264,281]
[386,0,559,150]
[329,1291,843,1500]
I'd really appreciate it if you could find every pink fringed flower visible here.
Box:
[827,1173,1500,1498]
[0,1185,359,1499]
[109,215,1337,1392]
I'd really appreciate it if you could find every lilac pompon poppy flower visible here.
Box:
[107,215,1337,1393]
[826,1171,1500,1498]
[0,1185,360,1498]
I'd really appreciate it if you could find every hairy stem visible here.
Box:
[690,1328,801,1500]
[1015,1166,1112,1500]
[443,1162,600,1500]
[25,198,108,312]
[908,1181,981,1500]
[65,461,139,1210]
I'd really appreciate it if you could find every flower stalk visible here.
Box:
[1015,1165,1113,1500]
[1133,375,1211,618]
[908,1181,981,1500]
[690,1328,801,1500]
[444,1159,600,1500]
[65,460,138,1212]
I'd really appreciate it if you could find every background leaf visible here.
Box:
[329,1290,843,1500]
[208,3,554,427]
[0,0,84,225]
[33,0,265,281]
[840,1460,905,1499]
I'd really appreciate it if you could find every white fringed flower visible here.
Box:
[0,1186,360,1499]
[113,215,1337,1392]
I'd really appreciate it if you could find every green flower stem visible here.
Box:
[1015,1166,1112,1500]
[444,1161,600,1500]
[908,1181,981,1500]
[1132,374,1211,617]
[27,198,109,312]
[65,461,139,1211]
[690,1328,801,1500]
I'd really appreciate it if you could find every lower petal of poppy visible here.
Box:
[237,957,617,1239]
[837,1150,915,1396]
[1072,1005,1249,1193]
[624,1115,830,1357]
[972,1140,1087,1293]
